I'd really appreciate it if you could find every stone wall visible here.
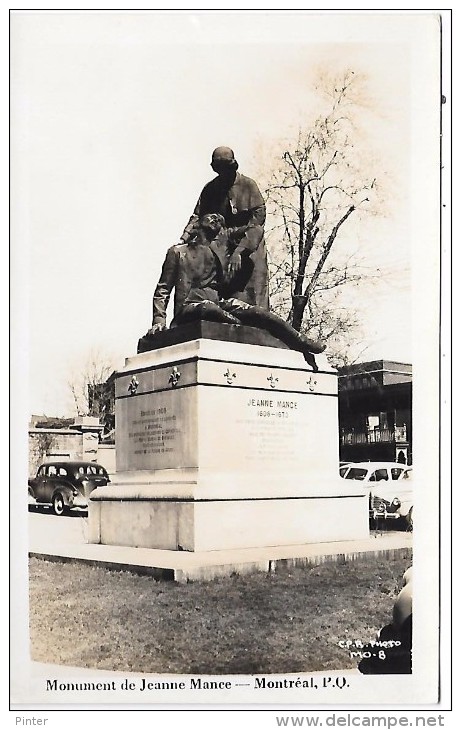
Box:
[28,418,104,476]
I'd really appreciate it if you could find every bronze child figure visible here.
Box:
[145,213,325,371]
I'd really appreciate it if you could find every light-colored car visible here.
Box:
[339,461,413,528]
[28,461,110,516]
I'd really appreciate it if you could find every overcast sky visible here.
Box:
[11,11,442,416]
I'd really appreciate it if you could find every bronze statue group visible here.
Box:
[143,146,325,371]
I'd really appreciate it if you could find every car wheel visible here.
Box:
[52,493,65,516]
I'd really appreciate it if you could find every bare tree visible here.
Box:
[261,69,385,362]
[68,349,115,419]
[35,432,56,461]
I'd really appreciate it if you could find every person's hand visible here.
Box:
[147,323,166,336]
[228,250,242,277]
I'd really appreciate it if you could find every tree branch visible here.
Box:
[303,204,357,301]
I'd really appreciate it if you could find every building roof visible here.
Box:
[337,360,412,393]
[337,360,412,376]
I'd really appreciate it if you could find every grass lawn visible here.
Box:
[29,553,411,675]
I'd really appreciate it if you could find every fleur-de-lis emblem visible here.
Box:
[267,373,279,389]
[224,368,237,385]
[168,366,181,387]
[128,375,139,395]
[306,375,318,392]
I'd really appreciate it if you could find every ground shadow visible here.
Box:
[28,504,88,518]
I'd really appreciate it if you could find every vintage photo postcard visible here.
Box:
[10,8,451,716]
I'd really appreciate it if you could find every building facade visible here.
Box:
[337,360,412,465]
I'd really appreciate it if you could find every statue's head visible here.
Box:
[210,146,239,176]
[200,212,225,236]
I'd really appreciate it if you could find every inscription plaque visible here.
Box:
[198,387,339,477]
[116,388,198,472]
[128,406,179,456]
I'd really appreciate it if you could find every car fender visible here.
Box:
[396,498,412,517]
[52,484,78,506]
[369,484,412,510]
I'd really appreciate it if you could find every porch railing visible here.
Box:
[341,425,407,445]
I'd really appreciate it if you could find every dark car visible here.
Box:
[28,461,110,515]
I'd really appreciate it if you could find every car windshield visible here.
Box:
[345,468,368,480]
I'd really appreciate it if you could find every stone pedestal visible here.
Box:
[89,323,369,551]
